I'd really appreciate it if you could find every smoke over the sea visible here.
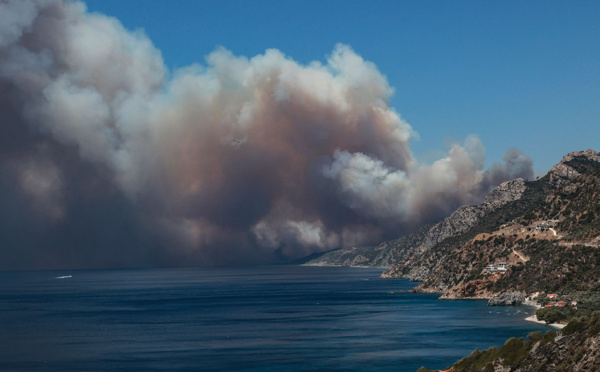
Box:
[0,0,533,269]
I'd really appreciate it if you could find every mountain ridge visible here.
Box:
[402,150,600,300]
[302,148,600,303]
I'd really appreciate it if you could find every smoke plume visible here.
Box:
[0,0,534,269]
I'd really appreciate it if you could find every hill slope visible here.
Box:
[304,177,528,268]
[410,153,600,299]
[304,150,600,284]
[381,150,600,298]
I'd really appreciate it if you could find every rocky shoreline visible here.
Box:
[391,280,567,331]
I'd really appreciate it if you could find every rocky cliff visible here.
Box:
[487,292,524,306]
[546,149,600,188]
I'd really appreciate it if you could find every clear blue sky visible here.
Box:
[83,0,600,173]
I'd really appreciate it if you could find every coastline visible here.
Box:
[524,314,566,329]
[522,300,566,329]
[303,264,568,331]
[404,285,570,330]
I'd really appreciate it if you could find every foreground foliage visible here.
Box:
[419,312,600,371]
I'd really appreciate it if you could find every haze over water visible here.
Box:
[0,266,548,371]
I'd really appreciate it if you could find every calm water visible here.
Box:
[0,265,548,371]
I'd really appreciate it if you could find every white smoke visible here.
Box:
[0,0,534,268]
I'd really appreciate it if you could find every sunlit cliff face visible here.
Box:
[0,0,534,269]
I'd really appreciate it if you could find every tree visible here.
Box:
[536,308,566,324]
[527,331,543,341]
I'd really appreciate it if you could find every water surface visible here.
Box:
[0,266,548,371]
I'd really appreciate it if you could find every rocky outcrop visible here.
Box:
[545,149,600,188]
[420,205,489,249]
[487,292,524,306]
[484,178,526,205]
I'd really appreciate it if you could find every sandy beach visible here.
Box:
[524,315,566,329]
[522,299,566,329]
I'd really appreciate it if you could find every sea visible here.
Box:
[0,265,549,372]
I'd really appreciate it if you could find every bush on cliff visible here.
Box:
[452,337,531,371]
[526,331,543,341]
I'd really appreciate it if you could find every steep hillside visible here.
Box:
[381,177,544,281]
[305,177,527,268]
[305,150,600,274]
[398,150,600,299]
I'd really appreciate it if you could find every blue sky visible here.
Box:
[83,0,599,173]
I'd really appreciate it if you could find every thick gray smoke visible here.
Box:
[0,0,534,269]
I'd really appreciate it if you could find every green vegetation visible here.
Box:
[524,169,600,241]
[420,171,600,295]
[490,240,600,294]
[536,307,568,324]
[451,335,539,371]
[432,329,559,371]
[526,331,542,342]
[561,316,589,336]
[419,313,600,371]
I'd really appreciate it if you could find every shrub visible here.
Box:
[574,347,585,362]
[544,330,557,343]
[527,331,543,341]
[497,337,529,366]
[483,363,494,372]
[562,318,586,336]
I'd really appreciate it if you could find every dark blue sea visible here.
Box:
[0,265,549,371]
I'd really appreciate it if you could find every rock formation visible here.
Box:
[487,292,524,306]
